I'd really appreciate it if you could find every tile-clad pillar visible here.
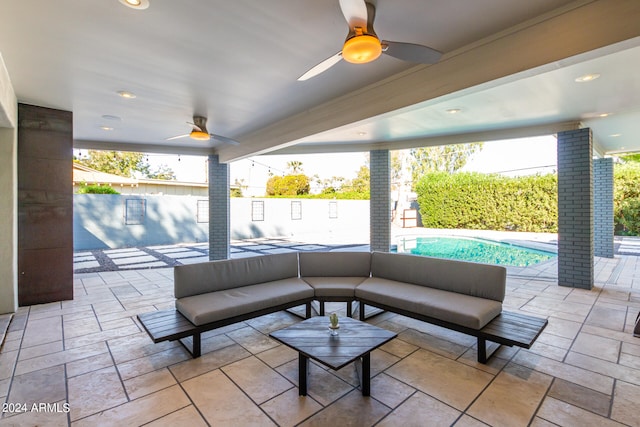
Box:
[208,155,230,260]
[594,157,614,258]
[557,128,593,289]
[18,104,73,305]
[370,150,391,252]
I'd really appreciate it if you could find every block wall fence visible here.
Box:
[73,195,370,251]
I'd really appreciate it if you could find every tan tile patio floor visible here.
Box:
[1,254,640,426]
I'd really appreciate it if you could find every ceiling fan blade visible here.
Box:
[339,0,368,29]
[165,133,190,141]
[298,52,343,81]
[382,40,442,64]
[210,133,240,146]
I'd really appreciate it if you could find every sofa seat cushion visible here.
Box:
[356,278,502,329]
[302,276,367,297]
[176,278,313,326]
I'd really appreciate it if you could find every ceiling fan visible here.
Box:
[166,116,240,145]
[298,0,442,81]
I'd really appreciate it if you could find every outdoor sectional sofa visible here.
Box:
[138,251,547,363]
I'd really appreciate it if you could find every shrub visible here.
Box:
[76,184,120,194]
[614,163,640,235]
[414,165,640,235]
[415,172,557,232]
[265,174,310,196]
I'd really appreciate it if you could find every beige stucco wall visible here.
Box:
[0,53,17,314]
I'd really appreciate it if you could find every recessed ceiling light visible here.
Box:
[357,131,367,136]
[610,133,622,137]
[574,73,600,83]
[101,114,121,121]
[582,112,613,119]
[117,90,136,99]
[100,126,114,131]
[446,108,462,114]
[119,0,149,10]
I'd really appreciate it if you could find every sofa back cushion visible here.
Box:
[174,252,299,298]
[299,251,371,277]
[370,251,506,302]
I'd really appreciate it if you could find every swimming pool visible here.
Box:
[394,236,556,267]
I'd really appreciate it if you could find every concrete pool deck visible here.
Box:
[73,228,640,280]
[72,239,370,273]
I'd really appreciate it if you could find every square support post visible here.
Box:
[557,128,594,289]
[370,150,391,252]
[18,104,73,305]
[208,155,230,260]
[594,157,614,258]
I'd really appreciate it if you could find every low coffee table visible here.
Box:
[270,316,397,396]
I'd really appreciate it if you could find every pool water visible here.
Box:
[395,236,556,267]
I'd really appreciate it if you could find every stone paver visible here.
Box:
[3,249,640,426]
[73,239,368,273]
[13,233,640,425]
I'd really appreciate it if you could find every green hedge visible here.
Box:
[416,166,640,235]
[415,172,557,232]
[614,163,640,235]
[76,184,120,194]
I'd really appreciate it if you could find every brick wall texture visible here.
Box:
[557,128,593,289]
[594,157,614,258]
[370,150,391,252]
[208,155,230,260]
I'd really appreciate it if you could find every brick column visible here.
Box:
[208,155,230,260]
[594,157,614,258]
[370,150,391,252]
[557,128,593,289]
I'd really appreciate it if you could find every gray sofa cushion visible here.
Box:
[174,253,299,298]
[176,278,314,326]
[302,276,367,297]
[299,251,371,277]
[356,277,502,329]
[370,252,506,302]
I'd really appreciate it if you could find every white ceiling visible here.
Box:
[281,41,640,156]
[1,0,639,162]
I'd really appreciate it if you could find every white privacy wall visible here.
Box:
[74,195,370,250]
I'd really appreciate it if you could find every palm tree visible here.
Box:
[287,160,303,174]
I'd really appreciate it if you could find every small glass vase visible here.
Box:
[329,325,340,336]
